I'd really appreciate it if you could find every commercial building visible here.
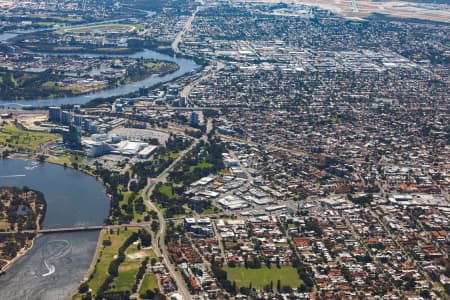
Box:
[48,106,62,123]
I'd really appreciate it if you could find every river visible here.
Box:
[0,159,110,299]
[0,12,196,298]
[0,27,200,108]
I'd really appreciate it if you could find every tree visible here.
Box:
[151,258,157,266]
[142,289,155,299]
[79,282,89,294]
[151,220,159,232]
[420,290,431,299]
[139,230,152,247]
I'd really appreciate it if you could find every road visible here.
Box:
[180,61,225,107]
[141,118,213,300]
[143,141,199,300]
[341,212,402,295]
[369,210,447,295]
[172,1,203,55]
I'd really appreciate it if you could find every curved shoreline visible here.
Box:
[0,232,41,274]
[0,186,46,274]
[0,44,201,108]
[0,13,202,108]
[0,60,180,102]
[0,154,111,278]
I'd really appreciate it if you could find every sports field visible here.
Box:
[224,266,303,290]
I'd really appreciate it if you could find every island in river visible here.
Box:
[0,186,46,272]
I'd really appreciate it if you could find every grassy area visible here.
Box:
[116,186,146,222]
[112,244,151,292]
[0,70,84,100]
[57,23,135,35]
[36,21,59,27]
[0,122,58,151]
[117,185,133,212]
[86,228,137,294]
[10,74,18,87]
[224,241,238,250]
[199,204,221,215]
[41,81,57,89]
[224,266,303,290]
[189,161,214,173]
[46,153,94,175]
[112,254,139,292]
[157,184,180,200]
[139,274,159,295]
[160,151,179,160]
[132,191,145,221]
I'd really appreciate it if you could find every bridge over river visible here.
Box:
[0,222,151,235]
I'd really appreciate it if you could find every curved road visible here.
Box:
[142,120,212,300]
[143,141,200,300]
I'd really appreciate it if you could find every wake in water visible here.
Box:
[25,162,39,171]
[41,240,71,277]
[42,262,55,277]
[0,174,26,178]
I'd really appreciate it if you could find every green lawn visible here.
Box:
[57,23,135,35]
[132,190,146,221]
[10,74,18,87]
[115,187,146,222]
[86,228,138,295]
[189,161,214,173]
[139,274,159,295]
[118,189,134,213]
[157,184,180,200]
[0,122,58,151]
[225,266,303,290]
[36,21,59,27]
[160,151,179,160]
[46,153,93,175]
[112,244,147,292]
[224,241,238,250]
[199,205,221,215]
[112,267,138,291]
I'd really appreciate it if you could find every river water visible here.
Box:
[0,17,197,297]
[0,159,110,299]
[0,29,200,108]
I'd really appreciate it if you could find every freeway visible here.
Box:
[172,1,203,55]
[180,61,225,107]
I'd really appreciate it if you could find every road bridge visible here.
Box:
[0,223,151,235]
